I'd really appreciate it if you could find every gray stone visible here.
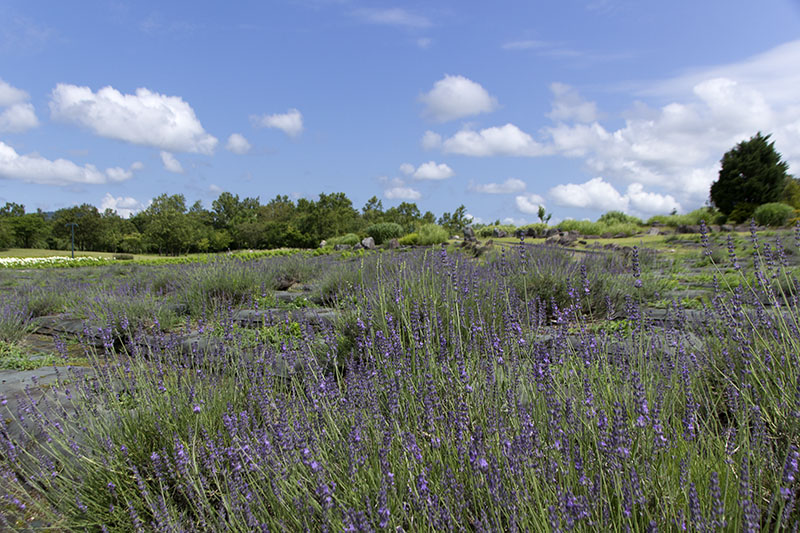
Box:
[720,224,734,232]
[463,226,477,243]
[319,240,327,248]
[492,228,508,238]
[361,237,376,250]
[648,227,660,236]
[386,238,400,249]
[333,244,351,251]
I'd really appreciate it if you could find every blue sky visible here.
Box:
[1,1,799,224]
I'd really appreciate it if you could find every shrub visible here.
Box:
[114,254,134,261]
[646,207,719,227]
[326,233,361,247]
[365,222,404,245]
[476,224,516,238]
[753,202,796,226]
[416,224,449,245]
[597,210,642,226]
[398,232,418,246]
[516,223,549,238]
[728,203,757,224]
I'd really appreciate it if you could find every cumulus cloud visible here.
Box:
[548,177,680,215]
[100,193,145,218]
[515,193,546,214]
[0,79,29,107]
[160,151,183,173]
[542,41,800,207]
[49,84,218,154]
[420,75,498,122]
[471,178,526,194]
[384,186,421,200]
[354,8,431,29]
[548,82,599,123]
[0,142,138,186]
[399,163,415,175]
[0,79,39,133]
[252,108,303,138]
[421,130,442,150]
[443,123,549,157]
[407,161,454,180]
[226,133,251,154]
[0,103,39,132]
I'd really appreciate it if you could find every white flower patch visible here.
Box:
[0,256,105,268]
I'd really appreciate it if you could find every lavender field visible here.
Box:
[1,225,799,531]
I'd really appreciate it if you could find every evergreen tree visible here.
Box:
[710,132,790,215]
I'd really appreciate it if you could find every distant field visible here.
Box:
[0,248,182,261]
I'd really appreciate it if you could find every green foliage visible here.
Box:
[476,224,516,238]
[556,219,640,237]
[646,207,719,227]
[398,232,418,246]
[437,205,469,235]
[0,341,57,370]
[728,202,758,224]
[326,233,361,247]
[781,177,800,209]
[365,222,404,245]
[710,132,790,215]
[752,202,796,226]
[416,223,449,245]
[597,210,642,225]
[517,223,550,237]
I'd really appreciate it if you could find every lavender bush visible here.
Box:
[0,229,798,531]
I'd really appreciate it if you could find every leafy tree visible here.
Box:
[0,202,25,217]
[438,205,469,235]
[9,214,49,248]
[361,196,384,225]
[710,132,790,215]
[51,204,103,251]
[781,177,800,209]
[136,194,195,255]
[384,202,422,233]
[537,205,552,224]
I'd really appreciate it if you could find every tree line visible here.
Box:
[0,192,470,255]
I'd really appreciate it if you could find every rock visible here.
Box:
[720,224,734,232]
[648,227,660,236]
[492,228,508,238]
[353,243,364,250]
[333,244,351,251]
[545,228,559,238]
[386,238,400,249]
[275,275,298,291]
[319,240,327,248]
[361,237,376,250]
[463,226,477,243]
[676,224,701,234]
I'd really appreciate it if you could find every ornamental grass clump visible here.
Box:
[0,235,800,530]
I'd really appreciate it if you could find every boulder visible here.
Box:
[720,224,734,232]
[319,240,327,248]
[648,227,660,236]
[676,224,701,234]
[333,244,351,251]
[361,237,376,250]
[463,226,477,243]
[492,228,508,238]
[386,238,400,249]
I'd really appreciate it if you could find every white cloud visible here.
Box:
[501,40,550,51]
[399,163,415,175]
[226,133,251,154]
[0,141,137,186]
[548,177,680,215]
[421,130,442,150]
[416,37,432,49]
[252,108,303,138]
[49,84,218,154]
[443,123,549,157]
[0,103,39,132]
[471,178,526,194]
[105,162,143,182]
[547,82,599,123]
[209,184,223,193]
[354,8,431,29]
[515,193,546,214]
[420,75,498,122]
[549,177,627,211]
[384,186,421,200]
[411,161,454,180]
[0,79,28,107]
[100,193,145,218]
[0,79,38,133]
[160,151,183,173]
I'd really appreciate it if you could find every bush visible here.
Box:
[114,254,134,261]
[476,224,516,238]
[556,220,640,237]
[517,223,550,238]
[597,211,642,226]
[728,203,757,224]
[365,222,404,245]
[398,233,418,246]
[326,233,361,247]
[753,202,796,226]
[646,207,719,227]
[417,224,449,245]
